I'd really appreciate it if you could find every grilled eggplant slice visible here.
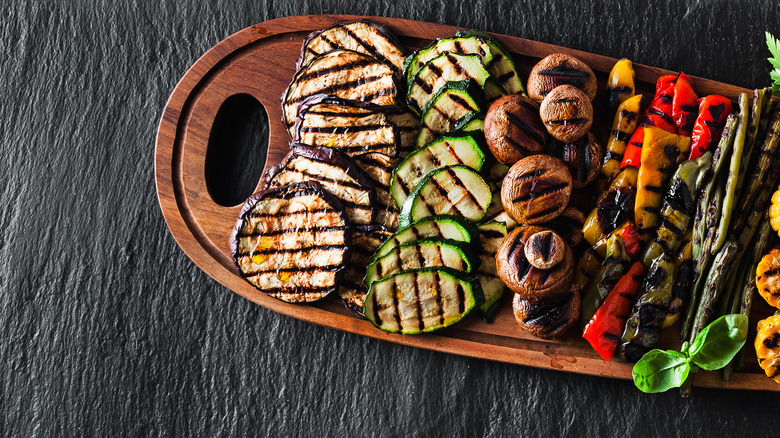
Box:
[475,221,508,321]
[297,20,406,73]
[283,49,400,135]
[416,79,485,148]
[455,29,525,95]
[399,165,492,226]
[230,181,351,303]
[337,225,394,316]
[262,145,376,225]
[364,267,484,334]
[391,135,486,208]
[372,215,479,261]
[364,238,475,286]
[407,52,494,115]
[293,94,417,157]
[404,35,494,89]
[352,152,401,229]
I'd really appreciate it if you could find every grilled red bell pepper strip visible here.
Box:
[672,72,698,136]
[619,224,643,258]
[689,95,733,160]
[620,76,680,168]
[582,261,648,361]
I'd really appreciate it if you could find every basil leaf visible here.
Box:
[688,314,749,371]
[632,349,691,393]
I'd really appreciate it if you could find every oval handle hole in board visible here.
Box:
[205,94,269,207]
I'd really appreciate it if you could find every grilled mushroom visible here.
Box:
[527,53,597,101]
[513,286,581,339]
[539,85,593,143]
[484,94,547,165]
[524,230,566,270]
[546,205,586,247]
[501,155,572,224]
[496,226,575,304]
[545,132,602,188]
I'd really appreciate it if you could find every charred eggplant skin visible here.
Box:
[229,180,352,303]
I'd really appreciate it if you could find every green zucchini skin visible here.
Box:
[363,238,476,287]
[404,35,494,90]
[399,165,492,227]
[391,135,486,208]
[407,52,492,115]
[364,267,485,334]
[372,215,480,261]
[455,29,525,95]
[416,79,484,148]
[474,221,508,322]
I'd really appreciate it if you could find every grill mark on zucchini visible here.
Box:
[434,271,445,326]
[498,71,516,82]
[413,271,424,331]
[456,283,466,314]
[427,175,465,216]
[447,93,477,112]
[391,280,402,329]
[512,183,569,203]
[446,53,466,75]
[486,52,503,69]
[446,167,484,211]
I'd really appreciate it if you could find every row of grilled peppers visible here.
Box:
[577,60,736,362]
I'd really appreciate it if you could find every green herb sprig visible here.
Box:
[768,31,780,96]
[632,314,748,393]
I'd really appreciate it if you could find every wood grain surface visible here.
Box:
[154,14,778,391]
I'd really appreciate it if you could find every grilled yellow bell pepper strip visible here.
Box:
[583,167,638,247]
[634,127,691,236]
[599,94,644,189]
[605,58,636,116]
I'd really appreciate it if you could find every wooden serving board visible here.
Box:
[155,14,779,391]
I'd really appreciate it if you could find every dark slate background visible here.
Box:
[2,0,780,436]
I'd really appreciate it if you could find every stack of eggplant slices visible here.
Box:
[230,20,526,334]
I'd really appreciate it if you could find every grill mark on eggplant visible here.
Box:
[318,33,337,50]
[237,225,348,239]
[286,74,391,106]
[244,263,343,276]
[236,244,348,257]
[360,87,397,103]
[446,167,484,211]
[506,112,545,145]
[299,124,390,134]
[260,286,334,296]
[353,155,395,173]
[342,26,392,68]
[244,208,337,219]
[295,58,377,83]
[512,183,569,203]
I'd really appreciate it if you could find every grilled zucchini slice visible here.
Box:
[404,36,494,89]
[454,114,484,133]
[283,49,400,136]
[481,162,510,221]
[407,52,493,115]
[364,238,475,287]
[474,221,508,321]
[372,215,479,261]
[456,29,525,95]
[364,267,484,334]
[391,135,486,208]
[416,79,485,148]
[293,94,417,157]
[399,165,492,226]
[262,145,377,225]
[229,181,351,303]
[297,20,406,73]
[337,225,394,316]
